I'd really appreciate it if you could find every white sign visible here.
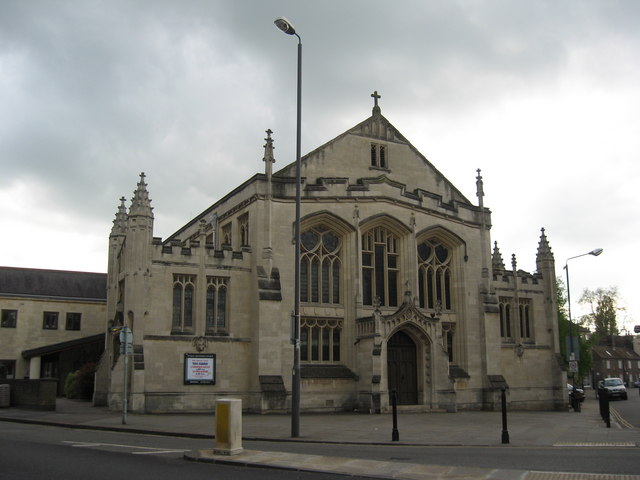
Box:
[569,360,578,373]
[184,354,216,385]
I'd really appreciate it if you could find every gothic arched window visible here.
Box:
[519,299,532,340]
[499,297,513,340]
[362,226,399,307]
[172,274,195,332]
[206,276,228,334]
[417,239,452,311]
[300,225,341,304]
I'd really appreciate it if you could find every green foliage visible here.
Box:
[556,278,593,382]
[64,371,79,399]
[579,287,621,340]
[64,362,96,400]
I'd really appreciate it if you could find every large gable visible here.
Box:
[275,94,472,209]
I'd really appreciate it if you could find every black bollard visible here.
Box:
[599,387,611,428]
[501,387,510,444]
[391,389,399,441]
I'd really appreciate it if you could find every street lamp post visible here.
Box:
[564,248,603,384]
[274,16,302,438]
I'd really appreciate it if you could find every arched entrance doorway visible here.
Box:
[387,330,418,404]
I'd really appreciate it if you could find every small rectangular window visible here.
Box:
[43,312,59,330]
[1,310,17,328]
[0,360,16,379]
[65,313,82,330]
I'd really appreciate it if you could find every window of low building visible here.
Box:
[1,310,17,328]
[0,360,15,379]
[65,312,82,331]
[43,311,59,330]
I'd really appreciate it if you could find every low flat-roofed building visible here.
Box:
[0,267,107,394]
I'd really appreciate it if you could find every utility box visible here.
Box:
[214,398,243,455]
[0,384,10,407]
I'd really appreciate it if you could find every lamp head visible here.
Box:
[590,248,603,257]
[274,17,296,35]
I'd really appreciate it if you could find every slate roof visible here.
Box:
[0,267,107,301]
[592,345,640,361]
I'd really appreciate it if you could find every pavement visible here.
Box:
[1,396,639,480]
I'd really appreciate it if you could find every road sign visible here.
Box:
[569,360,578,373]
[119,327,133,355]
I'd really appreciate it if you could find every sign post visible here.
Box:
[119,326,132,424]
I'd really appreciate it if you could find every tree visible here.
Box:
[557,278,592,382]
[579,287,621,340]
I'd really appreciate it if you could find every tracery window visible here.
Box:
[300,318,342,362]
[206,276,228,334]
[300,225,341,304]
[417,239,452,311]
[499,297,513,340]
[172,274,195,332]
[362,226,399,307]
[519,299,532,340]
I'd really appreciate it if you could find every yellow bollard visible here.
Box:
[214,398,243,455]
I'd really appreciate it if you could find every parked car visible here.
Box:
[567,383,585,403]
[598,377,628,400]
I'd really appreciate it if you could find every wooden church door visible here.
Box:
[387,330,418,404]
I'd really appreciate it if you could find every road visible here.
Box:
[0,423,371,480]
[611,385,640,427]
[2,420,639,478]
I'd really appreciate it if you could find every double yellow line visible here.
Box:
[610,407,634,429]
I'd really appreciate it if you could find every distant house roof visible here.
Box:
[592,345,640,361]
[0,267,107,302]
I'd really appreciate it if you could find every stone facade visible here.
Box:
[0,267,107,394]
[96,99,567,413]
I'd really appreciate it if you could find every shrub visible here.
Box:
[64,363,96,400]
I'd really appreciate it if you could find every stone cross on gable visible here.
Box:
[371,91,382,115]
[371,90,381,107]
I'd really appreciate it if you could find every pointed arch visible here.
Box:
[415,225,467,257]
[386,322,433,406]
[416,225,467,313]
[300,210,355,236]
[299,211,352,305]
[359,213,411,236]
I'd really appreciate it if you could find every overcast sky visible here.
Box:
[1,0,638,330]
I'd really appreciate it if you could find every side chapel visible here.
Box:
[95,94,567,413]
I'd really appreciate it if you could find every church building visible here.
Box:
[95,94,567,413]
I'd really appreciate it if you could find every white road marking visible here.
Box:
[63,441,188,455]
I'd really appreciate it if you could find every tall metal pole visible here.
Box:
[565,262,574,362]
[291,33,302,438]
[274,16,302,438]
[564,248,603,388]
